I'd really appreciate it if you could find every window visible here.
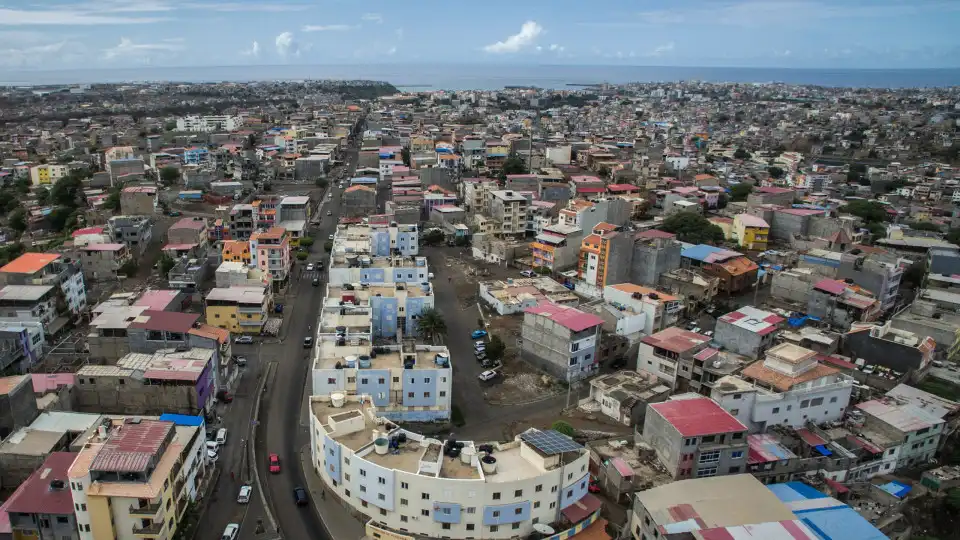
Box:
[327,377,336,384]
[360,469,367,477]
[345,489,351,497]
[730,450,744,459]
[490,525,499,533]
[400,499,408,506]
[378,477,386,485]
[534,501,540,509]
[408,392,415,398]
[493,511,500,518]
[344,473,351,482]
[772,407,780,414]
[393,377,400,383]
[830,396,838,403]
[442,523,451,530]
[421,510,430,517]
[492,492,501,500]
[700,435,716,444]
[381,508,387,516]
[800,399,810,409]
[361,378,368,385]
[549,502,556,509]
[551,485,558,493]
[535,484,543,492]
[730,408,739,415]
[360,485,367,493]
[729,466,741,473]
[733,393,742,399]
[684,438,696,446]
[378,494,385,501]
[401,482,408,489]
[810,397,824,407]
[361,501,368,508]
[514,508,523,515]
[513,523,521,530]
[569,357,577,366]
[442,507,452,515]
[697,467,718,478]
[699,450,721,464]
[424,392,431,398]
[466,524,475,531]
[466,507,476,514]
[514,489,523,498]
[422,493,430,500]
[347,377,356,384]
[401,516,408,523]
[731,432,743,440]
[440,391,446,397]
[378,378,385,384]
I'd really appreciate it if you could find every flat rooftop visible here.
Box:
[320,310,372,333]
[314,341,451,371]
[326,283,433,303]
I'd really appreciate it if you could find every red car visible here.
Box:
[588,479,600,493]
[268,453,281,474]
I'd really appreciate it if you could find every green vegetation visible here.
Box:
[158,254,176,275]
[906,221,941,232]
[7,208,26,233]
[499,152,528,179]
[551,421,575,437]
[160,166,181,184]
[423,229,445,246]
[729,183,753,201]
[118,259,139,278]
[734,147,751,160]
[767,166,785,179]
[949,228,960,245]
[35,187,49,206]
[839,200,888,224]
[416,308,447,343]
[917,377,960,402]
[401,147,411,167]
[296,251,309,261]
[660,212,725,245]
[299,236,314,248]
[315,178,328,189]
[485,335,506,362]
[323,240,333,252]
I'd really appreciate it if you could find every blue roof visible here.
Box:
[768,482,886,540]
[351,177,378,184]
[877,481,911,499]
[680,244,726,262]
[159,413,204,426]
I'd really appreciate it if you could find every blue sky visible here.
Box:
[0,0,958,70]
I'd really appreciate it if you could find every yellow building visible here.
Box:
[29,163,67,186]
[205,285,271,333]
[68,417,207,540]
[221,240,251,264]
[733,213,770,251]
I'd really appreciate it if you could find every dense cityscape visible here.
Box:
[0,77,959,540]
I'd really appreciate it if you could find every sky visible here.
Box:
[0,0,958,71]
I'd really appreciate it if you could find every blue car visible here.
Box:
[471,330,488,340]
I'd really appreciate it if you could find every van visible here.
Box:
[520,270,536,278]
[216,428,227,446]
[237,485,252,504]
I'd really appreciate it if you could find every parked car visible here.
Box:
[471,330,488,339]
[222,523,239,540]
[237,485,253,504]
[303,336,313,348]
[306,263,315,272]
[235,336,253,344]
[312,277,320,286]
[475,352,487,362]
[588,479,601,493]
[216,390,233,403]
[704,330,714,338]
[268,453,281,473]
[327,210,332,216]
[478,370,498,381]
[168,211,182,217]
[293,486,309,506]
[474,341,486,350]
[480,359,496,369]
[234,356,247,367]
[520,270,536,277]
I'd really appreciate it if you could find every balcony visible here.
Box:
[129,501,162,518]
[132,521,164,536]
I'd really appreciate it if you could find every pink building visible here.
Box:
[250,227,291,287]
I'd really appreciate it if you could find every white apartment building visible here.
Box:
[603,283,683,336]
[489,190,529,236]
[857,397,945,470]
[327,225,426,287]
[310,396,591,540]
[176,115,244,132]
[710,343,855,432]
[462,178,499,212]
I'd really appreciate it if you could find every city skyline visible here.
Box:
[0,0,959,71]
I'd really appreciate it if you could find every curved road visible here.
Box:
[254,141,357,539]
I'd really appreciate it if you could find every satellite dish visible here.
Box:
[533,524,555,535]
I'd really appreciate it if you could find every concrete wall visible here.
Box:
[770,211,809,242]
[0,378,39,438]
[631,239,681,287]
[843,331,924,373]
[521,315,599,382]
[771,271,814,304]
[75,377,200,415]
[713,321,772,359]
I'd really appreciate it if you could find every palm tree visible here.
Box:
[416,308,447,344]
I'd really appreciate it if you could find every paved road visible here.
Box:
[249,134,362,539]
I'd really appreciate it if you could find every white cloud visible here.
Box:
[102,37,183,59]
[301,24,356,32]
[387,46,397,55]
[0,7,166,25]
[548,43,564,53]
[361,13,383,24]
[483,21,543,53]
[241,40,260,57]
[647,42,675,57]
[275,31,299,57]
[82,1,310,13]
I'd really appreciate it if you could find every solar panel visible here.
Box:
[519,429,582,455]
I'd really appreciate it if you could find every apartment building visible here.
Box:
[0,284,60,332]
[205,286,271,334]
[576,223,633,297]
[167,218,208,252]
[250,227,291,285]
[732,213,770,251]
[69,417,207,540]
[310,396,591,540]
[487,190,528,237]
[530,224,582,272]
[837,251,903,311]
[107,216,153,257]
[710,343,855,432]
[681,244,759,294]
[29,163,67,185]
[603,284,683,336]
[521,302,604,383]
[215,261,269,288]
[80,244,132,281]
[0,252,87,316]
[640,395,749,480]
[228,204,255,240]
[176,114,243,132]
[220,239,251,264]
[368,223,419,257]
[328,225,427,286]
[637,327,711,390]
[3,452,81,539]
[857,397,945,470]
[344,186,377,217]
[713,306,784,359]
[119,186,158,215]
[631,236,682,287]
[808,278,882,329]
[332,282,434,339]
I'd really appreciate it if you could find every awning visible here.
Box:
[824,477,849,494]
[44,316,71,336]
[562,493,602,524]
[796,428,827,446]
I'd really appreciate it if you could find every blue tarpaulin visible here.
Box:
[814,445,833,456]
[159,413,204,426]
[878,481,912,499]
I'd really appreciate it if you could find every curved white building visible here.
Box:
[309,395,591,539]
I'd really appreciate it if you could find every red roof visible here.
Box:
[576,186,606,193]
[3,452,78,515]
[91,420,172,473]
[813,279,846,296]
[72,226,104,237]
[636,229,677,240]
[815,353,856,370]
[795,428,827,446]
[607,184,639,192]
[129,310,200,333]
[561,492,603,524]
[650,397,747,437]
[524,302,604,332]
[641,327,710,354]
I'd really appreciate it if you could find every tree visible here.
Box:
[734,147,751,160]
[948,228,960,245]
[315,178,328,189]
[299,236,314,248]
[500,153,527,178]
[660,212,725,244]
[118,259,139,277]
[8,208,26,232]
[103,189,121,212]
[729,183,753,201]
[296,251,309,261]
[323,240,333,252]
[717,193,728,209]
[597,165,611,178]
[401,147,411,167]
[164,121,177,131]
[551,421,574,437]
[485,335,506,362]
[49,173,83,207]
[160,166,181,185]
[767,166,785,179]
[35,187,50,206]
[415,308,447,343]
[865,221,887,240]
[906,221,941,232]
[423,229,445,246]
[158,254,176,275]
[840,200,888,223]
[902,263,926,288]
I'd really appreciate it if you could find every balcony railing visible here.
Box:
[129,502,162,517]
[132,521,164,536]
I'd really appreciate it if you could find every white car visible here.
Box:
[222,523,239,540]
[328,234,334,240]
[237,485,253,504]
[207,449,219,462]
[327,210,332,216]
[306,263,315,272]
[520,270,536,277]
[478,370,498,382]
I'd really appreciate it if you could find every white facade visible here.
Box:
[603,285,682,336]
[176,115,243,132]
[310,397,592,540]
[29,163,68,185]
[61,269,88,315]
[545,146,571,165]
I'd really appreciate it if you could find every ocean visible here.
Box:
[1,63,958,89]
